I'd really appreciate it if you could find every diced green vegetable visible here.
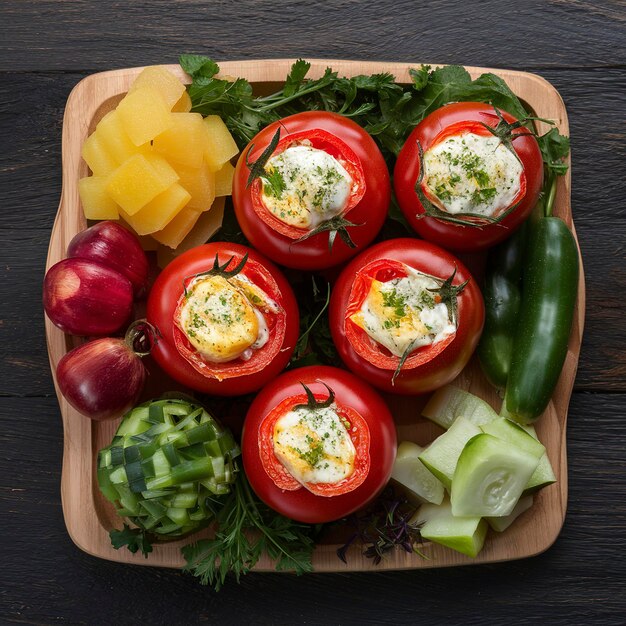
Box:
[422,385,498,430]
[419,417,482,490]
[98,397,240,538]
[391,441,445,505]
[481,418,546,459]
[486,495,534,532]
[520,424,557,494]
[451,434,540,517]
[413,499,487,558]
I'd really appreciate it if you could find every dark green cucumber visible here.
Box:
[477,223,527,389]
[505,217,579,424]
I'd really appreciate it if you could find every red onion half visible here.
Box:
[56,321,156,420]
[43,258,133,336]
[67,221,149,297]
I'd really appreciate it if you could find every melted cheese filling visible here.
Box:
[351,267,456,357]
[179,274,275,363]
[273,406,356,485]
[422,132,523,217]
[261,144,353,229]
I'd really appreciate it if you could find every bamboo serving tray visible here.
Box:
[45,59,584,573]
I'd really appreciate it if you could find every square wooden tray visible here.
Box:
[45,59,585,573]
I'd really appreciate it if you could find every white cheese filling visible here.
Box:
[261,144,353,229]
[273,405,356,485]
[178,274,274,363]
[422,132,523,217]
[351,266,456,358]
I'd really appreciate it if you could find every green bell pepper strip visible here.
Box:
[504,213,579,424]
[477,223,527,389]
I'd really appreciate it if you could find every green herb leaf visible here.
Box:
[284,59,312,97]
[537,127,571,176]
[179,54,219,80]
[109,524,153,558]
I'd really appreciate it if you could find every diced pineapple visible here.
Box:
[203,115,239,171]
[81,132,117,176]
[175,162,216,211]
[156,197,225,266]
[97,110,142,165]
[116,87,172,146]
[151,206,202,249]
[121,183,191,235]
[143,152,179,187]
[106,154,170,215]
[152,113,209,169]
[214,161,235,197]
[79,176,119,220]
[172,90,192,113]
[129,66,186,109]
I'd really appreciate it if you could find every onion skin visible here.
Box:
[67,221,149,297]
[43,258,133,336]
[56,337,146,420]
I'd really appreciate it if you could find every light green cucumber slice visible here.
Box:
[391,441,445,505]
[422,385,498,430]
[520,424,556,494]
[414,499,487,558]
[418,417,482,490]
[486,495,534,532]
[451,434,540,517]
[481,418,545,459]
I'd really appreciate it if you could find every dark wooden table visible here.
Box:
[2,1,625,624]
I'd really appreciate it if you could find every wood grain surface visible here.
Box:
[1,0,625,624]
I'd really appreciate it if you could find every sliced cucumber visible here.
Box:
[422,385,498,430]
[486,495,534,532]
[451,434,540,517]
[418,417,482,490]
[391,441,445,505]
[481,418,545,459]
[414,499,487,558]
[520,424,556,494]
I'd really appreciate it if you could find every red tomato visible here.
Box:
[394,102,543,252]
[146,243,299,396]
[242,366,397,523]
[233,111,390,270]
[329,239,484,395]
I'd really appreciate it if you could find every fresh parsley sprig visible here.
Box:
[182,472,316,590]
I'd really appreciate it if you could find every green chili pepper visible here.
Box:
[477,223,527,389]
[504,216,579,424]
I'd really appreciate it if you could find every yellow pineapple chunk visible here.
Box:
[81,132,117,176]
[116,87,172,146]
[97,110,142,165]
[106,154,169,215]
[129,66,185,109]
[172,90,192,113]
[79,176,119,220]
[214,161,235,197]
[176,162,216,211]
[121,184,191,235]
[152,113,209,169]
[203,115,239,171]
[143,152,180,187]
[151,206,201,249]
[156,197,225,266]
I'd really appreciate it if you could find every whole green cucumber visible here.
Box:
[504,217,579,424]
[477,223,527,389]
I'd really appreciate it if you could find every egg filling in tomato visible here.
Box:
[273,405,357,485]
[260,144,353,229]
[350,266,455,357]
[422,133,523,217]
[177,273,276,363]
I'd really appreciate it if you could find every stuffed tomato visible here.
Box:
[242,366,396,523]
[232,111,390,270]
[394,102,543,251]
[146,243,299,395]
[329,239,484,395]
